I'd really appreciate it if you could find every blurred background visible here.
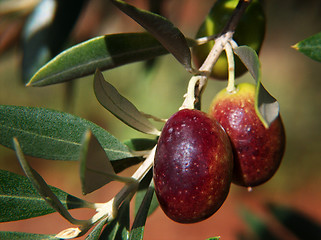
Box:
[0,0,320,239]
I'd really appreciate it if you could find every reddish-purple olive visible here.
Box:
[209,83,286,187]
[153,109,233,223]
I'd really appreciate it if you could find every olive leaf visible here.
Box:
[99,201,130,240]
[124,138,157,152]
[233,45,279,128]
[0,232,56,240]
[0,105,132,161]
[134,169,158,217]
[111,0,193,72]
[13,138,85,226]
[0,169,91,222]
[94,70,161,135]
[85,217,109,240]
[27,32,172,86]
[292,31,321,62]
[130,180,155,240]
[80,130,136,195]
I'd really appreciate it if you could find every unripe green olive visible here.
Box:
[193,0,266,80]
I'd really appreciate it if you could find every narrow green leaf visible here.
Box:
[94,70,160,135]
[99,201,130,240]
[80,130,116,194]
[233,46,279,128]
[85,217,109,240]
[80,131,135,195]
[22,0,86,83]
[0,231,56,240]
[0,169,91,222]
[134,169,158,217]
[124,138,157,151]
[13,138,86,225]
[0,105,132,161]
[267,202,321,239]
[130,180,155,240]
[111,0,193,71]
[233,46,260,81]
[110,158,144,174]
[205,237,221,240]
[293,32,321,62]
[27,32,170,86]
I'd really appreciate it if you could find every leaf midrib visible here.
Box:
[0,123,129,155]
[33,42,167,84]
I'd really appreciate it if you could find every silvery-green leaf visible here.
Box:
[0,105,132,161]
[0,169,91,222]
[111,0,192,71]
[13,138,85,225]
[27,32,171,86]
[85,217,109,240]
[124,138,157,152]
[234,46,279,128]
[99,201,130,240]
[94,70,160,135]
[293,32,321,62]
[0,232,56,240]
[80,130,134,195]
[130,179,155,240]
[134,169,158,217]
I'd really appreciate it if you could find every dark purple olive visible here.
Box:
[153,109,233,223]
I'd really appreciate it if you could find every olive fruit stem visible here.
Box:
[181,31,233,110]
[195,34,219,45]
[92,146,156,222]
[56,147,156,239]
[199,31,234,74]
[92,146,156,219]
[225,41,236,93]
[181,0,251,110]
[180,75,204,110]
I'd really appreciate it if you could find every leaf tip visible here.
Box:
[291,43,299,50]
[255,109,269,129]
[94,68,101,74]
[94,68,104,81]
[26,75,43,87]
[12,137,19,145]
[12,137,21,152]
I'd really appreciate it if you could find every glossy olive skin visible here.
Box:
[153,109,233,223]
[209,83,285,187]
[193,0,265,80]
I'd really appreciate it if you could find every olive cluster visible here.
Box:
[153,83,285,223]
